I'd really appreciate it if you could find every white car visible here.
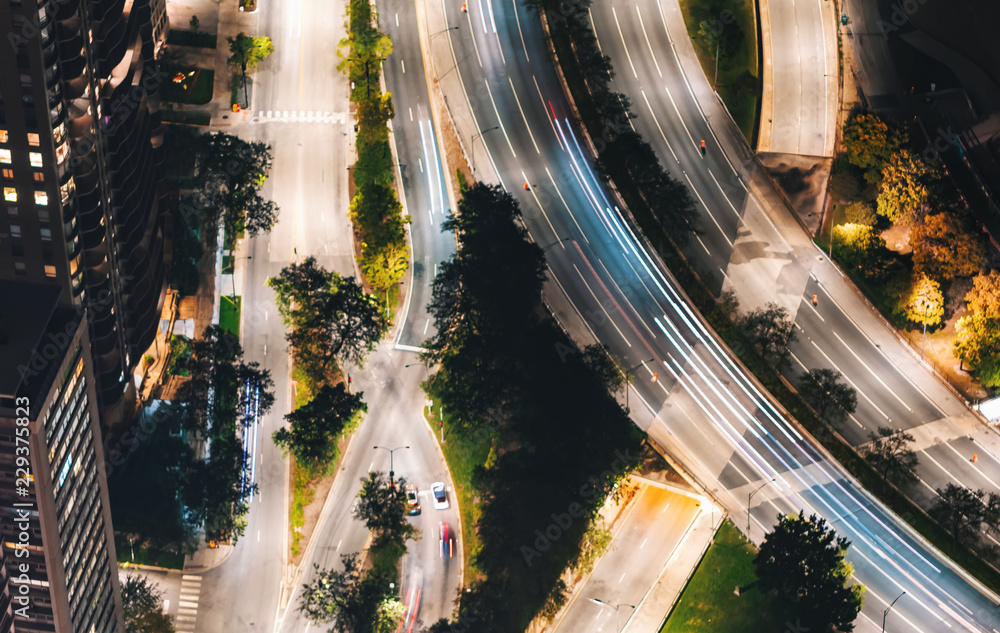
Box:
[431,482,449,510]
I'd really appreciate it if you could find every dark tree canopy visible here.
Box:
[740,303,796,370]
[863,426,918,490]
[930,483,1000,546]
[798,368,857,424]
[354,471,417,547]
[273,384,367,475]
[195,132,280,236]
[299,554,393,632]
[121,574,175,633]
[754,512,865,632]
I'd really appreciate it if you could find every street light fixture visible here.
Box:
[228,255,252,304]
[590,599,636,633]
[882,591,905,632]
[471,126,500,173]
[623,358,655,413]
[373,445,410,488]
[747,478,776,533]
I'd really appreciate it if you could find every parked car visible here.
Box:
[431,482,449,510]
[405,485,421,516]
[439,521,454,559]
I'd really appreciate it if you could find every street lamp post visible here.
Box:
[228,255,252,304]
[430,26,459,42]
[882,591,905,632]
[747,478,776,533]
[471,126,500,173]
[373,445,410,488]
[623,358,655,413]
[590,599,636,633]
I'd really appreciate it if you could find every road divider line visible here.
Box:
[640,89,680,163]
[833,330,911,412]
[635,4,663,78]
[544,166,587,241]
[512,0,529,61]
[683,173,732,247]
[809,340,889,421]
[598,257,657,339]
[610,7,638,79]
[508,77,540,154]
[534,76,564,152]
[708,169,740,219]
[484,79,516,158]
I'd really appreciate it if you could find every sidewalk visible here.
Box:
[182,534,235,573]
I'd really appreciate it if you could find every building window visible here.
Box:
[6,206,17,217]
[14,262,26,276]
[11,243,23,257]
[3,187,16,202]
[1,169,11,180]
[0,149,10,164]
[44,265,56,277]
[40,227,51,241]
[0,129,7,142]
[34,191,47,206]
[38,209,48,221]
[29,152,42,167]
[10,224,21,237]
[27,133,39,146]
[33,172,44,182]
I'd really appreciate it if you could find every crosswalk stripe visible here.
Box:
[176,615,197,622]
[179,600,199,608]
[182,575,202,582]
[178,608,199,615]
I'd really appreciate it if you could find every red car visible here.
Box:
[439,521,454,559]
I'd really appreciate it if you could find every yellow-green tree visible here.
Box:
[965,271,1000,318]
[904,273,944,327]
[955,313,1000,387]
[842,111,907,184]
[876,150,936,225]
[911,212,986,280]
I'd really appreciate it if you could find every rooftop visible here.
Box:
[0,281,76,402]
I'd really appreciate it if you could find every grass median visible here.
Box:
[660,520,791,632]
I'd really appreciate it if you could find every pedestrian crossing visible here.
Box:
[251,110,347,124]
[173,574,202,632]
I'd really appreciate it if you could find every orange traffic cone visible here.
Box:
[973,453,979,463]
[462,2,467,11]
[523,182,530,190]
[812,294,818,306]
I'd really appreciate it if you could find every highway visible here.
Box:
[420,0,1000,629]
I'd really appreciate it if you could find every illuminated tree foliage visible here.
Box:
[842,110,907,184]
[832,223,886,271]
[954,313,1000,387]
[965,271,1000,318]
[876,150,936,225]
[843,200,877,226]
[911,212,986,280]
[903,273,944,327]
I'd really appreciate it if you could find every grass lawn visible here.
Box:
[162,110,212,126]
[220,296,241,338]
[677,0,760,144]
[160,67,215,105]
[166,29,217,49]
[661,520,791,633]
[425,397,491,582]
[116,534,185,570]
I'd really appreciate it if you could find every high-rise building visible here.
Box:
[0,280,125,633]
[0,0,169,425]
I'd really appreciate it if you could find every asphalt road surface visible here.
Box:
[428,0,1000,629]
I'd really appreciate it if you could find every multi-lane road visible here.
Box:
[424,0,1000,629]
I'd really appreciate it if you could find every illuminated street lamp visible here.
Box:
[373,445,409,488]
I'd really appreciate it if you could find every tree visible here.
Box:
[580,344,626,393]
[354,471,417,547]
[740,303,796,370]
[911,212,986,280]
[121,574,175,633]
[965,270,1000,318]
[273,384,367,474]
[337,0,393,100]
[954,313,1000,387]
[754,512,865,632]
[189,15,200,32]
[227,33,274,71]
[843,200,877,227]
[300,554,393,631]
[876,150,935,225]
[266,257,340,326]
[832,223,887,273]
[798,368,857,424]
[863,426,918,490]
[842,111,907,184]
[930,483,1000,546]
[904,273,944,327]
[196,132,279,236]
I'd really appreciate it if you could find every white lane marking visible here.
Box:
[598,257,656,339]
[486,0,497,32]
[534,75,564,152]
[465,7,484,68]
[683,173,732,247]
[611,7,638,79]
[484,79,516,158]
[401,59,405,74]
[573,263,632,347]
[833,331,911,412]
[619,571,627,583]
[521,169,560,242]
[695,235,710,255]
[263,344,267,355]
[512,0,529,61]
[257,530,260,542]
[635,4,662,78]
[708,169,740,219]
[640,89,680,163]
[545,166,587,241]
[419,157,424,173]
[508,77,540,154]
[942,442,1000,491]
[477,0,488,33]
[664,83,698,150]
[423,319,430,335]
[409,107,413,121]
[809,340,889,421]
[336,539,342,551]
[495,30,506,65]
[806,298,825,322]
